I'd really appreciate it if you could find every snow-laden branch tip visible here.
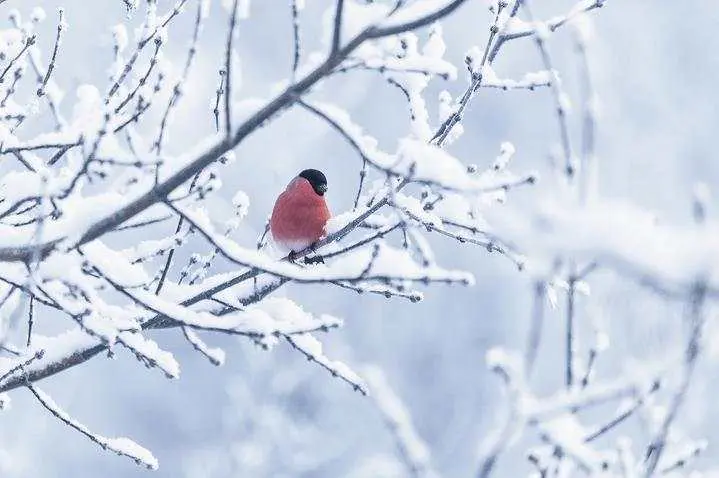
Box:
[488,195,719,296]
[27,383,159,469]
[286,334,367,394]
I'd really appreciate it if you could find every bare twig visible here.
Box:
[224,0,240,138]
[584,380,660,443]
[476,351,523,478]
[154,172,203,295]
[106,0,189,101]
[643,285,706,477]
[153,0,205,155]
[0,35,35,84]
[0,349,43,383]
[432,2,505,146]
[524,280,545,377]
[575,13,597,203]
[113,38,162,114]
[522,0,575,176]
[290,0,301,80]
[37,9,65,97]
[565,272,577,389]
[26,296,34,348]
[213,70,226,132]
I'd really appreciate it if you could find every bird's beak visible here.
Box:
[317,184,328,195]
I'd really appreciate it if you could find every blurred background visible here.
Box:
[1,1,718,476]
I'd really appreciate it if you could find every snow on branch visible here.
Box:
[488,195,719,295]
[181,327,225,367]
[27,383,159,469]
[167,202,473,286]
[84,242,344,339]
[502,0,607,43]
[480,65,552,91]
[299,99,534,193]
[286,333,367,394]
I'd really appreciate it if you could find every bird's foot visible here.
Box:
[303,242,324,265]
[303,255,324,265]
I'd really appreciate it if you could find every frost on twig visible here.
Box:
[286,333,367,394]
[181,327,225,366]
[27,382,159,469]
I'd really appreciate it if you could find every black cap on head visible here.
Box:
[299,169,328,196]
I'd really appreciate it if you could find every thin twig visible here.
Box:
[213,70,226,132]
[566,273,576,389]
[106,0,189,101]
[584,380,660,443]
[26,296,34,348]
[525,280,545,377]
[476,357,522,478]
[291,0,301,80]
[432,2,505,146]
[113,38,162,114]
[0,349,44,383]
[0,35,35,84]
[38,9,65,97]
[522,0,574,176]
[643,285,706,477]
[154,176,202,295]
[354,159,368,209]
[224,0,240,138]
[575,15,596,203]
[153,0,205,155]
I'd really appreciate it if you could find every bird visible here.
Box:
[269,169,331,257]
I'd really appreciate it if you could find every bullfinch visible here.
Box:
[270,169,331,255]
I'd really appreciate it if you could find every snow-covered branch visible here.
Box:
[27,382,158,469]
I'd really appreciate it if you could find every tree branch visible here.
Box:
[224,0,240,138]
[330,0,345,57]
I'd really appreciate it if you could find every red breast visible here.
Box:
[270,176,331,252]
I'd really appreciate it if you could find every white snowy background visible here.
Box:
[0,1,717,477]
